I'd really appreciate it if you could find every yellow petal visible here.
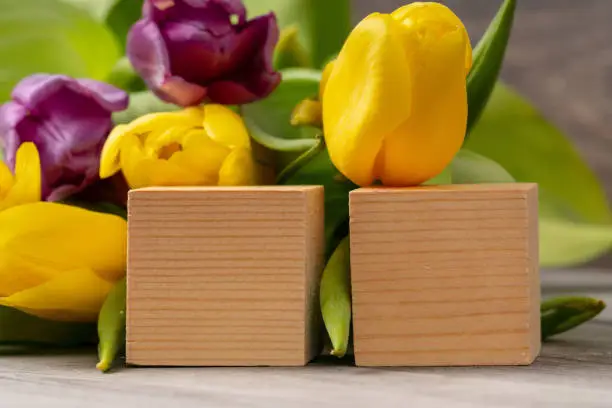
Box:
[319,60,335,101]
[373,2,470,186]
[0,159,15,198]
[218,148,255,186]
[100,125,130,179]
[168,131,230,185]
[101,108,205,180]
[391,2,472,76]
[144,125,193,156]
[0,202,127,288]
[0,142,41,211]
[120,133,205,188]
[322,13,413,186]
[203,105,250,149]
[0,268,114,322]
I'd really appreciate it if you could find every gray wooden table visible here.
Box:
[0,269,610,408]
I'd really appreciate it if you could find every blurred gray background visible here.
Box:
[354,0,612,200]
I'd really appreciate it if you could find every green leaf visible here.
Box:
[541,296,605,341]
[466,83,611,224]
[466,83,612,266]
[466,0,516,133]
[451,149,515,184]
[301,0,350,68]
[0,305,95,347]
[243,0,300,28]
[242,68,321,141]
[113,91,179,124]
[97,278,126,372]
[281,146,356,251]
[320,236,351,357]
[243,117,318,152]
[0,0,121,102]
[540,219,612,267]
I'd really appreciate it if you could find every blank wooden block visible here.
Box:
[349,184,540,367]
[126,186,324,366]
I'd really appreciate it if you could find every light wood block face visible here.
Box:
[349,184,540,367]
[126,186,324,366]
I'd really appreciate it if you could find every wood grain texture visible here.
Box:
[126,186,324,366]
[349,184,541,367]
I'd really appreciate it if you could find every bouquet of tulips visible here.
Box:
[0,0,608,371]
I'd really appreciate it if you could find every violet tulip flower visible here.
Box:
[127,0,281,107]
[0,75,129,201]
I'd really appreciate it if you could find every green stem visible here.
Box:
[276,136,325,184]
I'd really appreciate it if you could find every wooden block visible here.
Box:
[349,184,540,367]
[126,186,324,366]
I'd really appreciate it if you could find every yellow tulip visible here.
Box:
[321,2,473,186]
[0,142,41,211]
[99,105,256,188]
[0,202,127,322]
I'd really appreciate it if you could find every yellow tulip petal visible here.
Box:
[168,131,230,184]
[100,125,130,179]
[0,159,15,198]
[322,13,413,186]
[0,142,41,211]
[218,148,255,186]
[391,2,472,76]
[0,268,114,322]
[0,202,127,285]
[319,60,335,101]
[371,2,470,186]
[203,105,250,149]
[144,126,193,156]
[120,133,206,188]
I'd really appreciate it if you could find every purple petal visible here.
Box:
[144,0,246,29]
[207,13,281,104]
[75,79,129,112]
[0,102,28,168]
[157,76,208,106]
[1,74,127,201]
[128,19,208,106]
[128,20,172,92]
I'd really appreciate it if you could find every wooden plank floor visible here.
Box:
[0,269,610,407]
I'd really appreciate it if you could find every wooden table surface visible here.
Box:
[0,269,610,407]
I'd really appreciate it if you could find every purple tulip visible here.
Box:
[127,0,281,107]
[0,74,129,202]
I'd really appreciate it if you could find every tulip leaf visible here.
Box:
[0,305,96,348]
[451,149,515,184]
[113,91,179,124]
[540,218,612,267]
[0,0,121,102]
[97,278,126,372]
[107,57,146,93]
[466,0,516,133]
[105,0,143,50]
[466,83,612,266]
[541,296,606,341]
[320,236,351,357]
[244,117,318,152]
[301,0,351,68]
[467,83,611,224]
[280,146,356,252]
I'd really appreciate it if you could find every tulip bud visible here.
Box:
[0,75,129,201]
[321,3,473,187]
[127,0,281,107]
[100,105,255,188]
